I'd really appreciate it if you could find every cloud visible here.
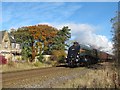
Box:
[2,2,82,30]
[52,23,113,54]
[6,21,113,54]
[1,2,114,54]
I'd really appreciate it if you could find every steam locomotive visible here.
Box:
[65,42,113,67]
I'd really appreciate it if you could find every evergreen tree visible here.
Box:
[52,26,71,51]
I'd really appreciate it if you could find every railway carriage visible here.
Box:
[98,51,108,62]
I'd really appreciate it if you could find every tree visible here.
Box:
[10,27,31,44]
[27,24,58,55]
[10,27,34,62]
[111,12,120,66]
[111,11,120,88]
[10,25,71,63]
[21,40,32,62]
[52,26,71,51]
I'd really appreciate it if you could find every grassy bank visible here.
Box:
[1,61,52,73]
[56,62,119,88]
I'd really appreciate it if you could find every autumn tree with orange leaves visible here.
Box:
[28,24,58,60]
[11,24,71,62]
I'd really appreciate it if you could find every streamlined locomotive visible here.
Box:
[66,42,113,67]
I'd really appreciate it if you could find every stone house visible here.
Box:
[0,31,21,61]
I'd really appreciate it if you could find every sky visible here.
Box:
[1,2,118,54]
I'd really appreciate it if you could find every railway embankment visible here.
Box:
[57,62,119,88]
[2,62,119,88]
[1,61,52,73]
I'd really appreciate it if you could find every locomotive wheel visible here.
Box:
[68,60,75,68]
[84,58,91,67]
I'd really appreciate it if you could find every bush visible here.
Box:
[33,62,42,67]
[44,60,52,65]
[51,50,66,63]
[51,61,59,67]
[37,53,44,62]
[8,61,15,67]
[17,57,21,60]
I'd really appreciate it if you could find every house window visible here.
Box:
[4,40,8,49]
[4,41,8,49]
[12,43,15,49]
[16,44,20,49]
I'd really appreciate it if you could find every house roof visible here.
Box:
[8,33,16,43]
[0,31,16,44]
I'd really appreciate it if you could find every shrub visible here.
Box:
[51,61,59,67]
[37,53,44,62]
[51,50,66,63]
[17,57,21,60]
[34,62,42,67]
[8,61,15,67]
[44,60,52,65]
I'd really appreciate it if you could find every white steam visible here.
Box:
[56,23,113,54]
